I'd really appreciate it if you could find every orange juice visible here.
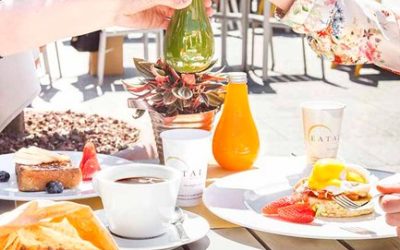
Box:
[212,72,259,171]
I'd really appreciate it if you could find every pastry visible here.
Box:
[14,147,81,192]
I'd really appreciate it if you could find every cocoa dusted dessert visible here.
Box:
[0,110,140,155]
[14,147,82,192]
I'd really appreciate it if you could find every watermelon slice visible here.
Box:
[80,142,101,181]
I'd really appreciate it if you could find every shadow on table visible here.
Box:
[239,66,347,94]
[39,67,140,103]
[183,229,264,250]
[39,85,60,102]
[183,236,210,250]
[335,64,400,87]
[205,185,249,211]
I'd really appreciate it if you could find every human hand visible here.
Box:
[115,0,213,29]
[377,182,400,237]
[268,0,295,12]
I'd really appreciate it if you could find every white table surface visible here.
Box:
[1,156,399,249]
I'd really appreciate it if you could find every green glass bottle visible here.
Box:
[164,0,214,73]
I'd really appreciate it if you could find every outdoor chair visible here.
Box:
[97,27,164,85]
[40,42,62,87]
[214,1,326,81]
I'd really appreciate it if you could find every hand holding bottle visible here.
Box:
[116,0,214,29]
[0,0,213,56]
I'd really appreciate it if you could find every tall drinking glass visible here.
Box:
[302,101,345,164]
[161,129,211,207]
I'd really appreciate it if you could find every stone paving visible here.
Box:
[32,27,400,172]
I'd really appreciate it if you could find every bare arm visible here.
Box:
[272,0,400,74]
[0,0,118,56]
[0,0,194,56]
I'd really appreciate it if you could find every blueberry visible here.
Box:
[0,171,10,182]
[46,181,64,194]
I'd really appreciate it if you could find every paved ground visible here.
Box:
[32,25,400,172]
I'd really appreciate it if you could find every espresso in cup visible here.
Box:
[115,176,166,184]
[93,164,182,238]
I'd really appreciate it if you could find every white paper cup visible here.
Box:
[161,129,211,207]
[301,101,345,164]
[93,164,182,238]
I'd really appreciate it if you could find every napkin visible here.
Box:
[0,200,118,250]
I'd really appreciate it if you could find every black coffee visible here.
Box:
[115,176,166,184]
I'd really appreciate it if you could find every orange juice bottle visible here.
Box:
[212,72,260,171]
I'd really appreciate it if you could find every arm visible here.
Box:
[271,0,400,74]
[0,0,194,56]
[0,0,117,56]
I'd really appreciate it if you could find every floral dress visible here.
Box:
[281,0,400,74]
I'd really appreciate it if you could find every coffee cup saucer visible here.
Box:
[95,209,210,250]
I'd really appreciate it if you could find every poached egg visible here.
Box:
[305,159,371,196]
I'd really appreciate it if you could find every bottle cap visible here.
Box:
[228,72,247,83]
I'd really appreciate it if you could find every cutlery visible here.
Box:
[333,193,380,210]
[172,207,190,242]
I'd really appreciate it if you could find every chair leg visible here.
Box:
[54,41,62,78]
[354,64,363,77]
[262,0,271,81]
[221,0,228,66]
[301,35,307,75]
[230,0,241,32]
[269,26,275,71]
[321,57,326,81]
[143,33,149,61]
[97,31,107,86]
[156,30,164,59]
[241,0,250,71]
[257,0,264,14]
[251,21,255,70]
[42,45,53,87]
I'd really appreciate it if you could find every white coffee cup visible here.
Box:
[93,164,182,238]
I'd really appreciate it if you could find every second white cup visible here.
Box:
[161,129,211,207]
[302,101,345,164]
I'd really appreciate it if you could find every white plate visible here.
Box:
[0,151,132,201]
[95,209,209,250]
[203,165,398,240]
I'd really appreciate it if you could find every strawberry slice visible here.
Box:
[80,142,101,181]
[262,193,307,215]
[277,204,315,224]
[81,157,101,181]
[262,196,297,215]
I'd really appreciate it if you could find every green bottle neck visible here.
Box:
[193,0,205,9]
[182,0,206,14]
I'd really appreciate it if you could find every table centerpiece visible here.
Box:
[124,0,226,163]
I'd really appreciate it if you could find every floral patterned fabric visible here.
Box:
[281,0,400,74]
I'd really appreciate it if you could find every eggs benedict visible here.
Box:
[294,159,374,217]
